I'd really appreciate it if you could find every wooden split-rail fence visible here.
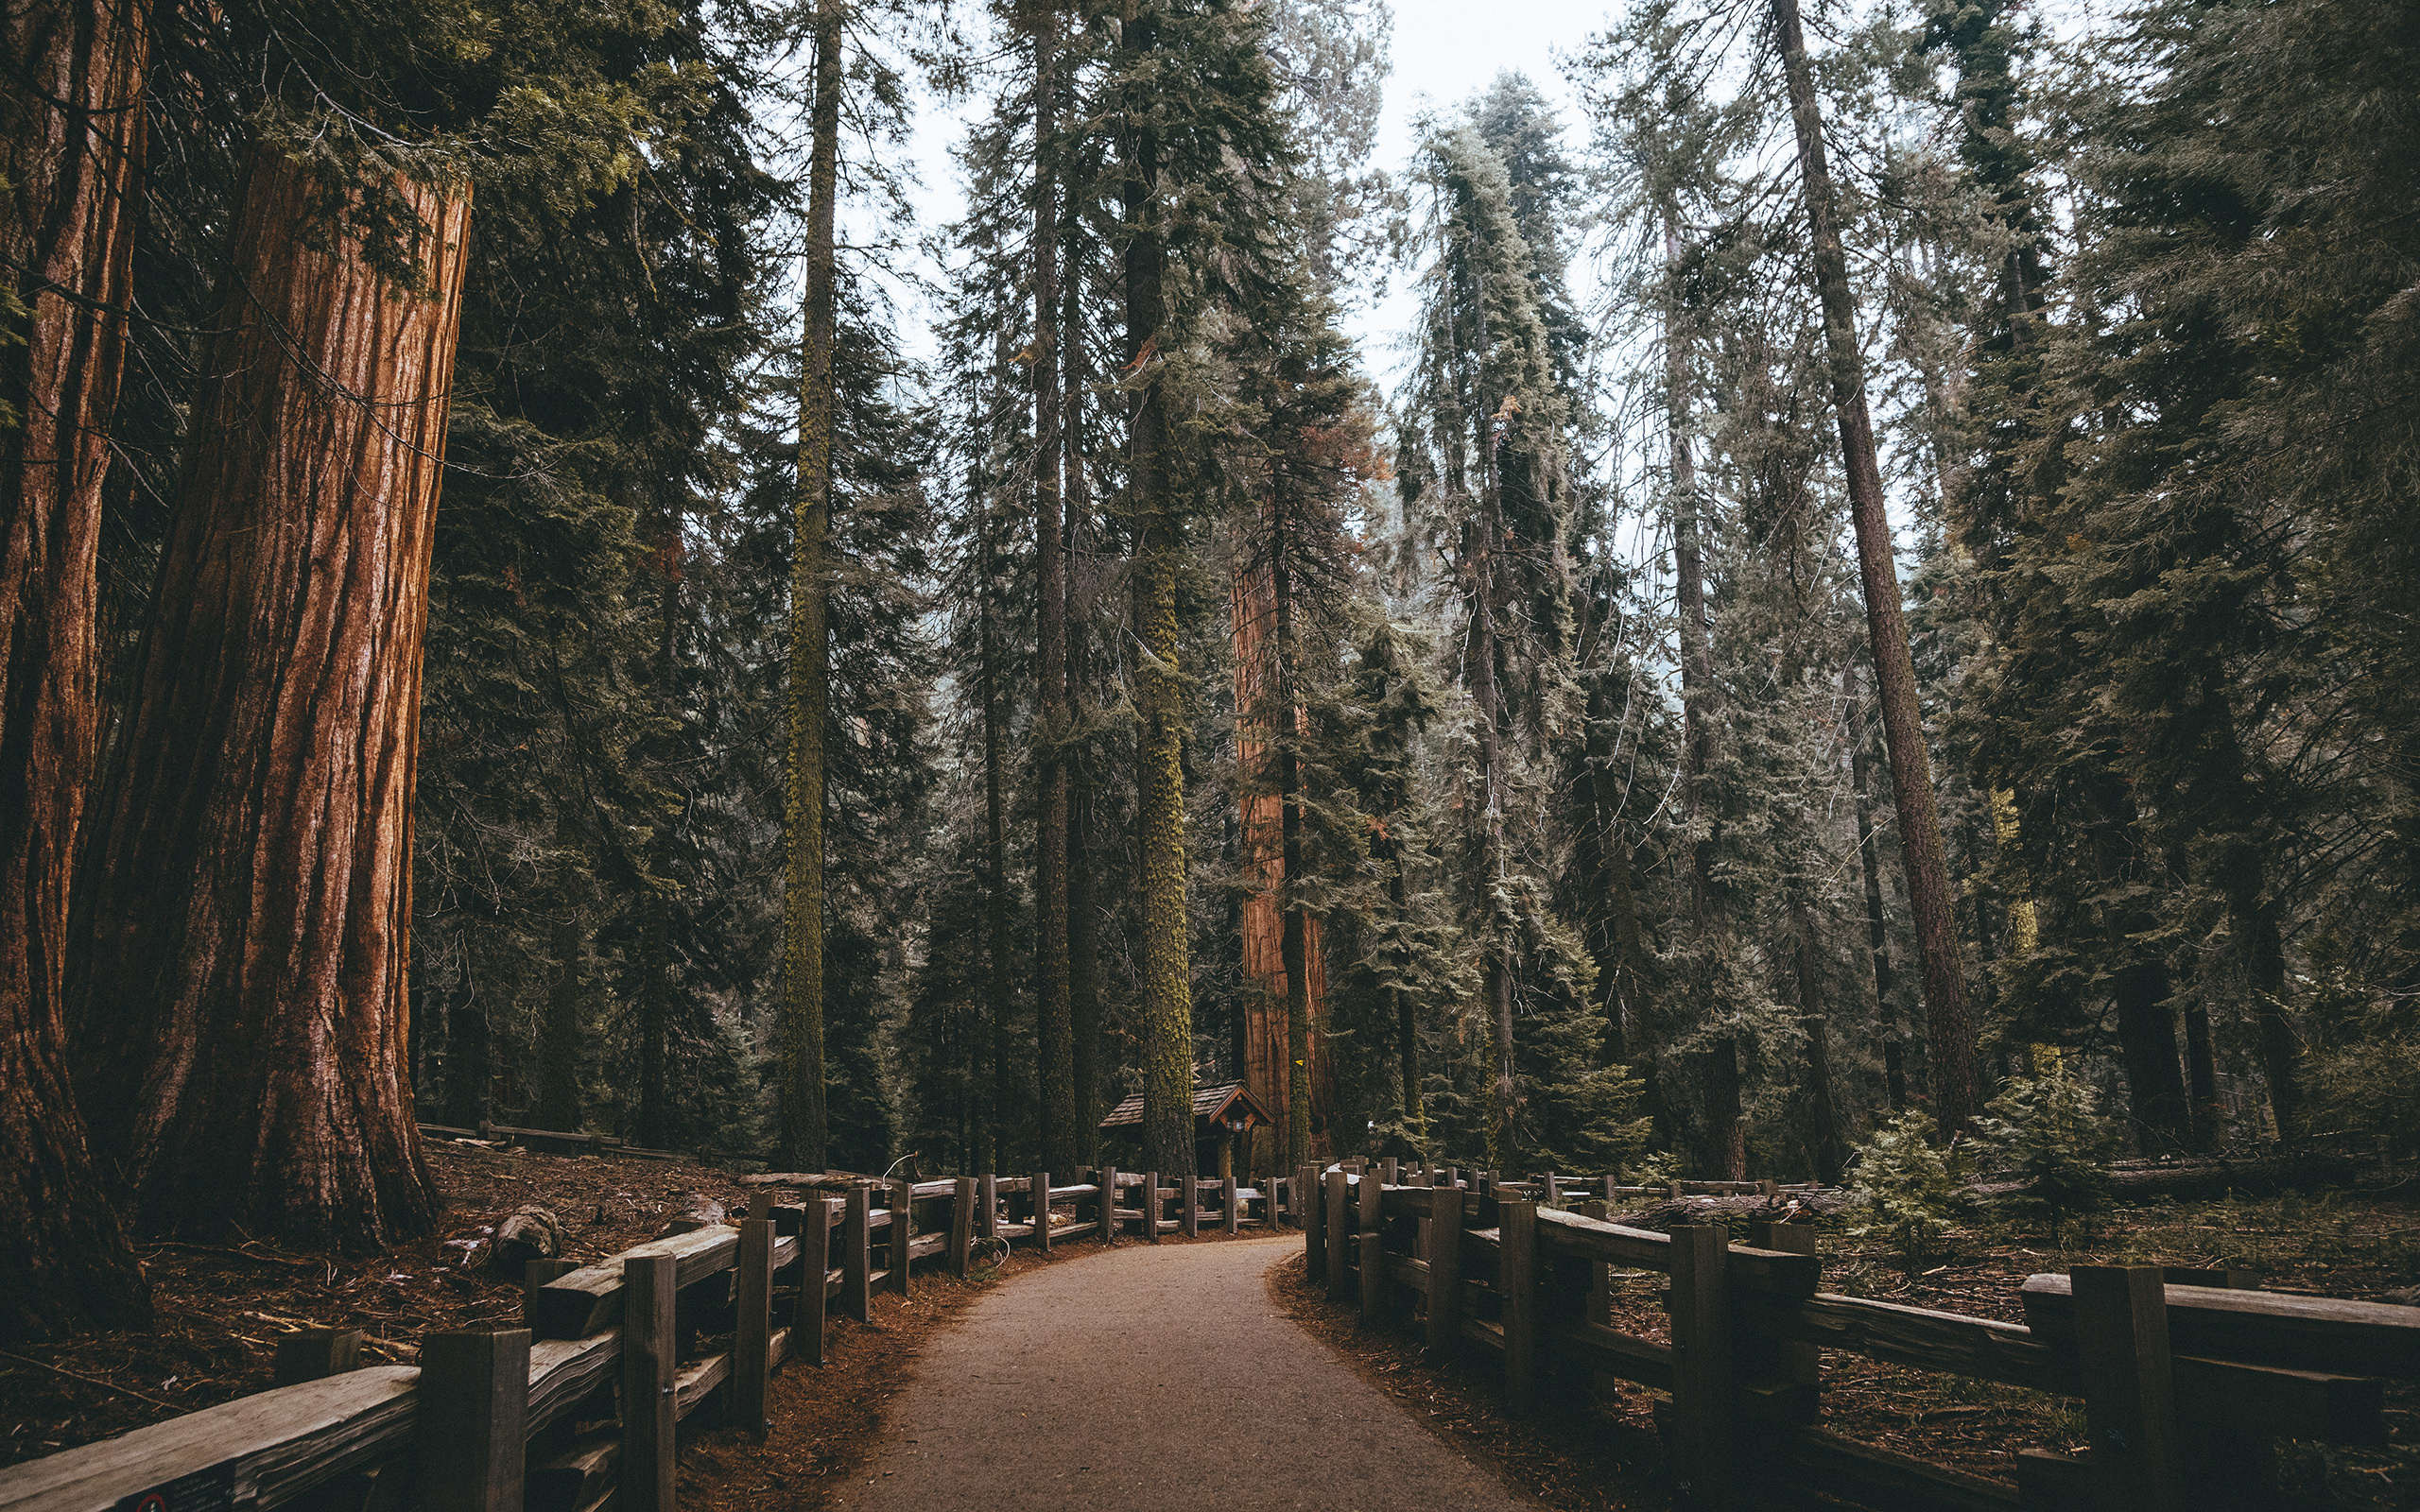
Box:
[1300,1160,2420,1510]
[0,1167,1285,1512]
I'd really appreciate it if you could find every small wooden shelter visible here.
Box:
[1097,1080,1276,1179]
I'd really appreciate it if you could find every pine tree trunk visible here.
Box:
[1791,896,1845,1183]
[537,909,584,1133]
[0,0,154,1334]
[1843,663,1907,1106]
[1029,8,1078,1177]
[1465,512,1515,1170]
[1667,216,1736,1176]
[634,532,679,1147]
[70,145,463,1248]
[1771,0,1981,1133]
[1121,5,1195,1185]
[980,514,1013,1172]
[782,0,842,1173]
[1065,302,1102,1161]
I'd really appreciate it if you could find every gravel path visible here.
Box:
[836,1233,1531,1511]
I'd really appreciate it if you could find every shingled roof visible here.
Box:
[1097,1080,1274,1131]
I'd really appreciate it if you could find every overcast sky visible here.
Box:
[894,0,1611,387]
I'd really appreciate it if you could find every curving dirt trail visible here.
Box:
[836,1233,1532,1511]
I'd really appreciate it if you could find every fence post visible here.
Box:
[890,1177,915,1296]
[952,1177,977,1277]
[1426,1183,1461,1363]
[518,1263,578,1335]
[843,1185,872,1322]
[1303,1166,1324,1280]
[735,1216,772,1438]
[1324,1169,1352,1301]
[272,1328,363,1386]
[1667,1225,1732,1506]
[1182,1175,1199,1237]
[797,1194,832,1366]
[1499,1198,1538,1417]
[1357,1168,1386,1325]
[748,1190,774,1223]
[1223,1174,1239,1235]
[1139,1171,1159,1243]
[419,1329,528,1512]
[1032,1171,1052,1255]
[979,1174,998,1246]
[2072,1264,2183,1512]
[619,1257,677,1512]
[1098,1164,1119,1244]
[1741,1220,1821,1424]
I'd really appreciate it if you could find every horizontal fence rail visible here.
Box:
[0,1166,1290,1512]
[1298,1161,2420,1512]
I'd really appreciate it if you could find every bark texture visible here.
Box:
[71,146,465,1248]
[1121,5,1195,1184]
[1772,0,1982,1133]
[1029,8,1079,1176]
[0,0,154,1335]
[1232,524,1333,1171]
[782,0,842,1172]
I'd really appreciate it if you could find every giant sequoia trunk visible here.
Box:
[71,146,465,1248]
[1232,516,1333,1172]
[1121,5,1195,1185]
[1772,0,1982,1133]
[782,0,842,1172]
[1029,7,1080,1176]
[0,0,154,1334]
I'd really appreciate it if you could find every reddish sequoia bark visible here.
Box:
[0,0,154,1335]
[1232,531,1334,1171]
[71,147,467,1249]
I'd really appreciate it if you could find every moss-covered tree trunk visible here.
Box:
[980,508,1013,1172]
[1665,217,1739,1179]
[1120,2,1195,1185]
[0,0,154,1334]
[783,0,842,1172]
[1029,5,1079,1177]
[71,146,464,1248]
[1843,663,1906,1108]
[1065,294,1102,1161]
[1772,0,1981,1134]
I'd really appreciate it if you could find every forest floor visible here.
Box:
[0,1136,773,1467]
[1275,1181,2420,1510]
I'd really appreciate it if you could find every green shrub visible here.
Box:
[1845,1109,1958,1272]
[1970,1060,2120,1239]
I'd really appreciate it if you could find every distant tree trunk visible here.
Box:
[0,0,155,1334]
[1791,895,1845,1183]
[1029,7,1078,1177]
[442,985,491,1128]
[1065,301,1102,1162]
[1580,674,1652,1070]
[71,146,464,1248]
[1843,663,1907,1109]
[1121,6,1195,1185]
[1666,216,1737,1178]
[633,524,680,1147]
[782,0,842,1173]
[1772,0,1981,1134]
[1462,508,1516,1170]
[536,909,585,1133]
[1271,505,1315,1174]
[980,507,1013,1173]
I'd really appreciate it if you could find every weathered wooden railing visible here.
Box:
[1302,1164,2418,1511]
[0,1167,1288,1512]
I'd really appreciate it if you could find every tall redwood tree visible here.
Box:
[0,0,154,1334]
[72,147,468,1248]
